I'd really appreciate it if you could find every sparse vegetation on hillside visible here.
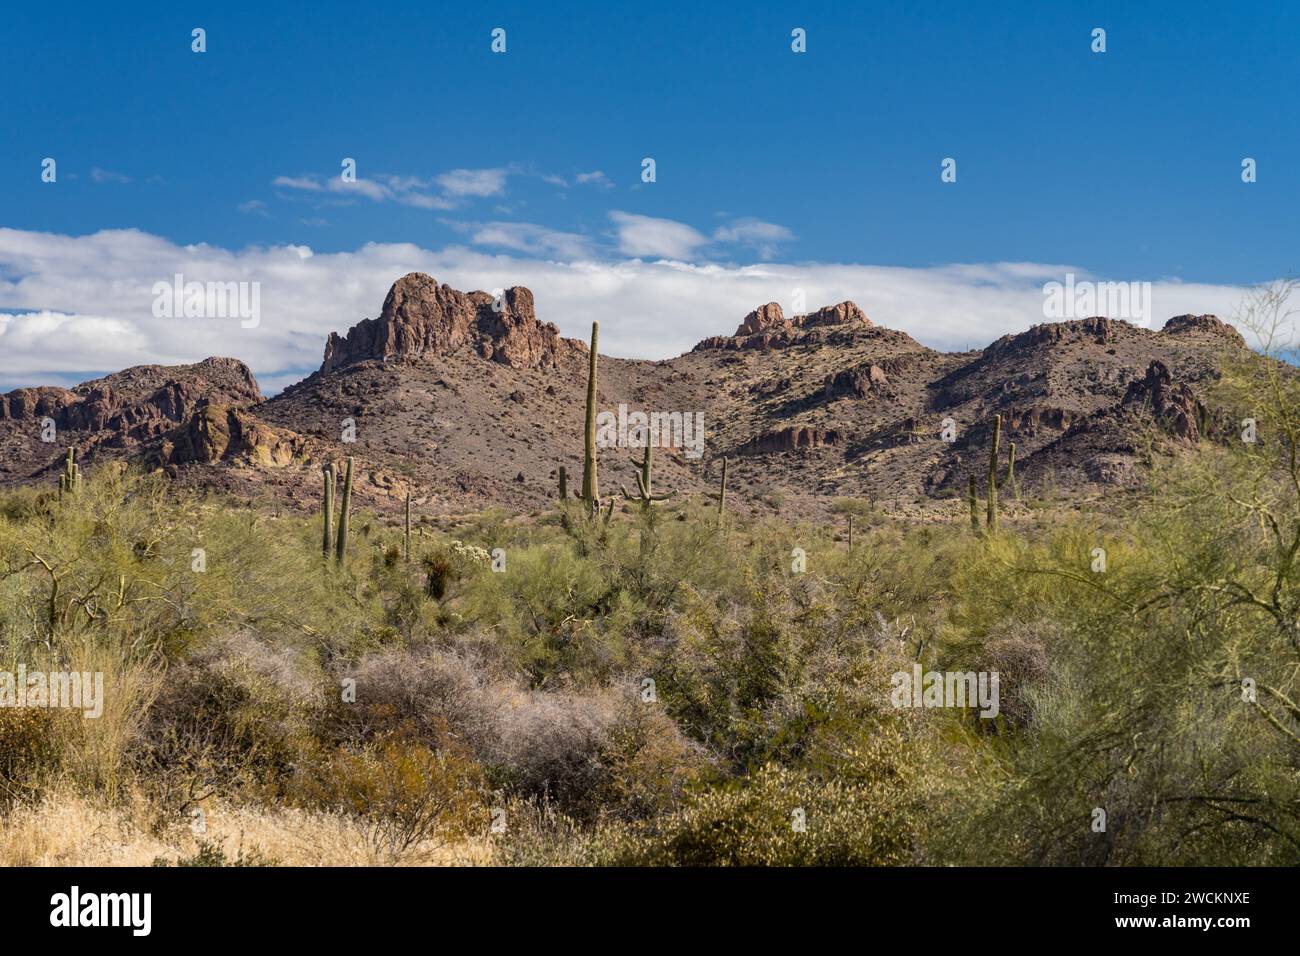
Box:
[0,287,1296,865]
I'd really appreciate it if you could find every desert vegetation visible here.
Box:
[0,294,1297,867]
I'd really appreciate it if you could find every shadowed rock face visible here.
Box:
[1122,360,1206,443]
[737,426,841,456]
[0,357,261,434]
[165,402,302,467]
[319,272,569,374]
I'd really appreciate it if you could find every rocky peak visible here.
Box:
[735,302,789,336]
[795,301,871,330]
[697,299,871,351]
[320,273,566,374]
[1161,314,1247,348]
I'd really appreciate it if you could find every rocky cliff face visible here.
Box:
[1121,360,1207,443]
[694,300,873,351]
[163,402,302,467]
[319,272,571,374]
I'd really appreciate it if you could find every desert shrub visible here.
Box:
[591,698,712,820]
[136,632,322,807]
[289,723,485,862]
[322,643,500,752]
[151,838,278,867]
[592,722,936,866]
[0,707,70,805]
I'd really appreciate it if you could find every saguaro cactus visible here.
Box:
[848,514,854,551]
[322,463,335,556]
[581,321,600,515]
[622,442,672,509]
[986,414,1001,533]
[968,474,979,532]
[59,447,80,497]
[335,456,354,562]
[404,490,413,562]
[1005,441,1018,500]
[558,465,568,500]
[717,455,729,524]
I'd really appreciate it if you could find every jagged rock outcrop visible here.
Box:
[798,301,872,330]
[695,300,871,351]
[737,425,841,456]
[825,363,890,400]
[736,302,790,336]
[0,387,77,422]
[1121,360,1205,443]
[1161,314,1247,348]
[985,317,1120,356]
[0,358,261,438]
[165,402,302,467]
[320,273,567,374]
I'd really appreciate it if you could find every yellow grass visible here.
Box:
[0,789,493,867]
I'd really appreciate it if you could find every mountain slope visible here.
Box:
[0,273,1256,517]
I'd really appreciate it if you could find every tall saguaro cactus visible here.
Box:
[581,321,600,514]
[558,465,568,500]
[1005,441,1018,500]
[717,455,729,524]
[59,447,82,498]
[968,474,979,532]
[322,463,335,556]
[335,456,354,562]
[405,490,412,563]
[986,414,1001,534]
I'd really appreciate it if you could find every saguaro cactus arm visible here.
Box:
[335,456,354,562]
[986,414,1001,533]
[581,321,600,511]
[322,463,335,556]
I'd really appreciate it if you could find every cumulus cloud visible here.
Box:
[712,218,796,259]
[443,220,593,259]
[609,211,710,259]
[0,226,1261,394]
[435,168,508,198]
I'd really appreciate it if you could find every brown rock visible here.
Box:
[1122,360,1205,442]
[737,425,841,455]
[320,273,566,374]
[735,302,789,336]
[168,403,300,467]
[795,301,871,330]
[1161,314,1247,348]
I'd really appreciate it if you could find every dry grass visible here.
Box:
[0,788,492,867]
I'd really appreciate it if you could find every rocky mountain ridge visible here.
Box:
[0,272,1258,518]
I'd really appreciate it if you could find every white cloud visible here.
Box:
[0,226,1264,394]
[90,167,131,184]
[435,168,508,198]
[712,218,796,259]
[575,170,614,189]
[609,211,710,259]
[444,221,593,259]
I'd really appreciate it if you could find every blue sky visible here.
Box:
[0,1,1294,389]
